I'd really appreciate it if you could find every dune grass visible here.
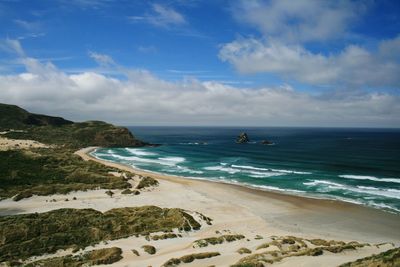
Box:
[339,247,400,267]
[0,206,202,262]
[24,247,123,267]
[232,236,368,267]
[162,252,221,266]
[193,234,245,248]
[0,148,132,200]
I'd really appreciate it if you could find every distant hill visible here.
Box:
[0,103,147,148]
[0,103,73,130]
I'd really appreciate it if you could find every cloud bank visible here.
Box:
[219,36,400,87]
[221,0,400,89]
[0,40,399,127]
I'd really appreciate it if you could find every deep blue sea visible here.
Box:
[92,127,400,213]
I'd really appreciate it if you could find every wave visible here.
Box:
[204,165,283,177]
[367,201,400,213]
[179,142,207,145]
[164,165,204,175]
[203,166,240,174]
[232,164,311,175]
[303,180,345,187]
[304,180,400,200]
[339,174,400,184]
[250,184,305,193]
[125,148,157,156]
[158,156,186,163]
[106,153,185,167]
[271,168,311,175]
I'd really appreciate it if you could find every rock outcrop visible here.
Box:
[236,133,249,143]
[260,140,273,145]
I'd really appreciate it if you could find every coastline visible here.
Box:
[1,145,398,266]
[78,147,400,244]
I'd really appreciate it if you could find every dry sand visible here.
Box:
[1,146,399,266]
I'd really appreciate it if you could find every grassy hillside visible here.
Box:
[0,148,131,200]
[0,103,72,130]
[0,103,146,148]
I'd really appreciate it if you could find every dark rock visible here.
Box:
[236,133,249,144]
[260,140,273,145]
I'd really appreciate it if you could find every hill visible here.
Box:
[0,103,146,148]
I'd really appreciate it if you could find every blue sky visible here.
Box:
[0,0,399,127]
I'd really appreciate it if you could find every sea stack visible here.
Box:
[236,132,250,143]
[260,140,273,145]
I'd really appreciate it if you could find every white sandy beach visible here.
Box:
[0,146,399,266]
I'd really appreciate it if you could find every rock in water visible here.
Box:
[236,132,249,143]
[261,140,273,145]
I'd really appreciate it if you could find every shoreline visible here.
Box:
[85,146,397,216]
[78,147,400,244]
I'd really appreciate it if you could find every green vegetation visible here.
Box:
[0,148,131,200]
[142,245,156,255]
[136,176,159,190]
[237,248,252,254]
[150,233,179,240]
[0,103,73,131]
[0,206,202,262]
[5,121,145,148]
[339,247,400,267]
[121,189,133,194]
[193,234,245,248]
[24,247,123,267]
[232,236,368,267]
[131,249,140,256]
[0,103,146,148]
[162,252,221,266]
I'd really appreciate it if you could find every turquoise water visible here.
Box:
[92,127,400,213]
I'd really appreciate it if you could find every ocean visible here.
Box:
[91,127,400,213]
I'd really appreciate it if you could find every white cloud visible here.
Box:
[232,0,361,43]
[14,19,42,32]
[221,0,400,89]
[0,40,398,127]
[129,3,186,28]
[88,51,115,66]
[0,39,25,57]
[219,36,400,87]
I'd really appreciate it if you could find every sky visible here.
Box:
[0,0,399,127]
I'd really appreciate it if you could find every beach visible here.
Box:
[3,146,398,266]
[1,145,398,266]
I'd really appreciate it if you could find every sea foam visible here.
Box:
[304,180,400,199]
[231,164,311,175]
[125,148,157,156]
[339,174,400,184]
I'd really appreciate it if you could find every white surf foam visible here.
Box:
[205,165,283,177]
[303,180,345,187]
[248,171,284,178]
[250,184,305,193]
[203,166,240,174]
[109,154,184,167]
[158,157,186,163]
[304,180,400,200]
[125,148,157,156]
[339,174,400,184]
[367,201,400,213]
[231,164,311,175]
